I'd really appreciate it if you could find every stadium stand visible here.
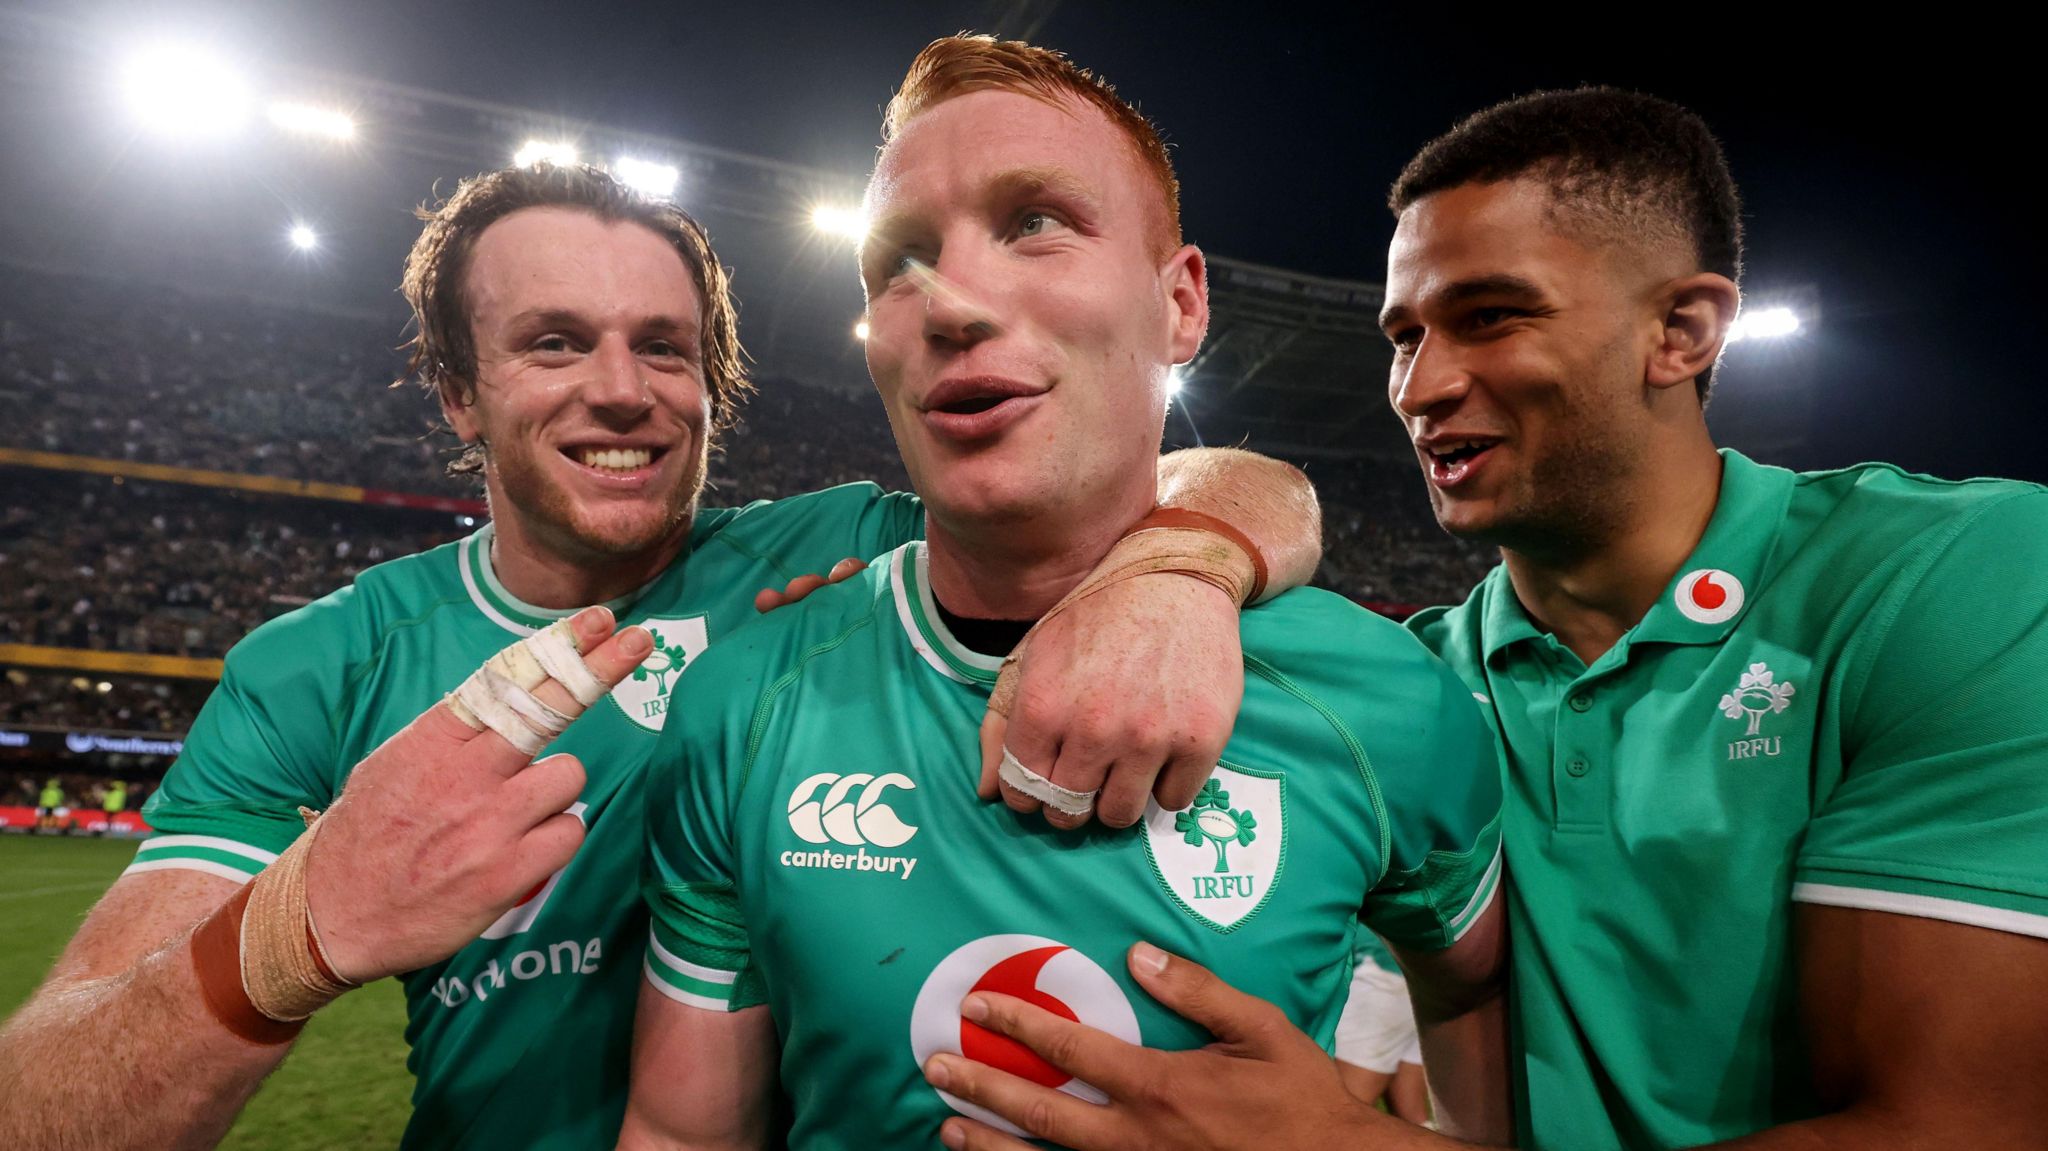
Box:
[0,255,1495,808]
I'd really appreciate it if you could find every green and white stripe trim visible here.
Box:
[644,928,741,1011]
[890,542,1004,686]
[1447,843,1504,943]
[459,525,653,637]
[1792,882,2048,941]
[124,835,279,884]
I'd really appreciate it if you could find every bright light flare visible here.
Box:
[1727,306,1801,344]
[811,205,868,241]
[614,156,679,198]
[121,42,251,137]
[854,319,871,341]
[1166,367,1187,397]
[267,101,356,141]
[289,224,318,250]
[514,139,578,168]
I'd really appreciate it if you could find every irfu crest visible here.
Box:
[608,615,710,733]
[631,629,690,697]
[1718,661,1796,736]
[1175,779,1258,874]
[1143,763,1285,933]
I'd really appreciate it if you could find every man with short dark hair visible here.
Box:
[0,162,1323,1150]
[935,88,2048,1151]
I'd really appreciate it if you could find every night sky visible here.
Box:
[35,0,2044,482]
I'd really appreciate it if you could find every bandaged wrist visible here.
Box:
[984,507,1262,723]
[1123,507,1268,605]
[445,616,603,755]
[191,810,358,1043]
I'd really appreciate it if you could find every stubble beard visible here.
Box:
[1433,379,1645,567]
[487,437,704,564]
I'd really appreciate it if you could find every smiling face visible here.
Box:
[1381,178,1668,555]
[443,206,710,566]
[859,88,1205,539]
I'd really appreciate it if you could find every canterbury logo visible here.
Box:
[786,772,919,848]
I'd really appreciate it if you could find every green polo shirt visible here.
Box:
[1410,449,2048,1150]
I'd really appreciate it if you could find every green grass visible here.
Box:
[0,835,415,1148]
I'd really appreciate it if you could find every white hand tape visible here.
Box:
[998,747,1099,817]
[443,616,605,755]
[452,665,549,756]
[529,619,607,706]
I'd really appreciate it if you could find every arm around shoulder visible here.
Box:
[1156,447,1322,602]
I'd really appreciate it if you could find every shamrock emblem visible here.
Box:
[1175,778,1258,874]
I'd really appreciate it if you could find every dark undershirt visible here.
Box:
[933,599,1034,658]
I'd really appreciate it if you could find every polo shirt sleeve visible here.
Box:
[1357,635,1506,953]
[642,639,772,1012]
[1793,488,2048,938]
[131,600,356,882]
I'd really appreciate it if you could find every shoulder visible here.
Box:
[696,483,917,545]
[1243,587,1490,753]
[221,536,466,678]
[1788,461,2048,565]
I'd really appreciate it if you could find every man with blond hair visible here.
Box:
[617,35,1511,1149]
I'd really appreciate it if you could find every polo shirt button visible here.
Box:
[1568,693,1592,712]
[1566,757,1590,778]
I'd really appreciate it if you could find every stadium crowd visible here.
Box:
[1,668,212,733]
[0,469,457,657]
[3,263,1496,739]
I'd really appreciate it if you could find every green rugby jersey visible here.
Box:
[643,541,1502,1149]
[1409,449,2048,1150]
[132,483,921,1150]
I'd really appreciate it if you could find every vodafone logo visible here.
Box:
[1675,568,1745,625]
[909,935,1141,1135]
[786,772,919,848]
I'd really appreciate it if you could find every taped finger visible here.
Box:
[999,748,1098,818]
[444,616,607,755]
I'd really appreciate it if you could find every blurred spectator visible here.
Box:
[1,668,211,732]
[0,470,458,657]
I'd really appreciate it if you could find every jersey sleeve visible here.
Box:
[642,638,774,1013]
[1793,489,2048,938]
[1356,634,1505,953]
[696,483,922,588]
[132,599,358,883]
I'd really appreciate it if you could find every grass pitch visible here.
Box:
[0,834,414,1148]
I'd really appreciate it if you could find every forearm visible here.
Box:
[0,934,292,1151]
[1156,447,1321,601]
[1414,987,1514,1146]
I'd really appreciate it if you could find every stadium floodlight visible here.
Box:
[854,319,871,341]
[1726,306,1801,344]
[614,156,679,199]
[514,139,578,168]
[121,42,251,137]
[289,223,318,250]
[267,101,356,141]
[811,205,868,242]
